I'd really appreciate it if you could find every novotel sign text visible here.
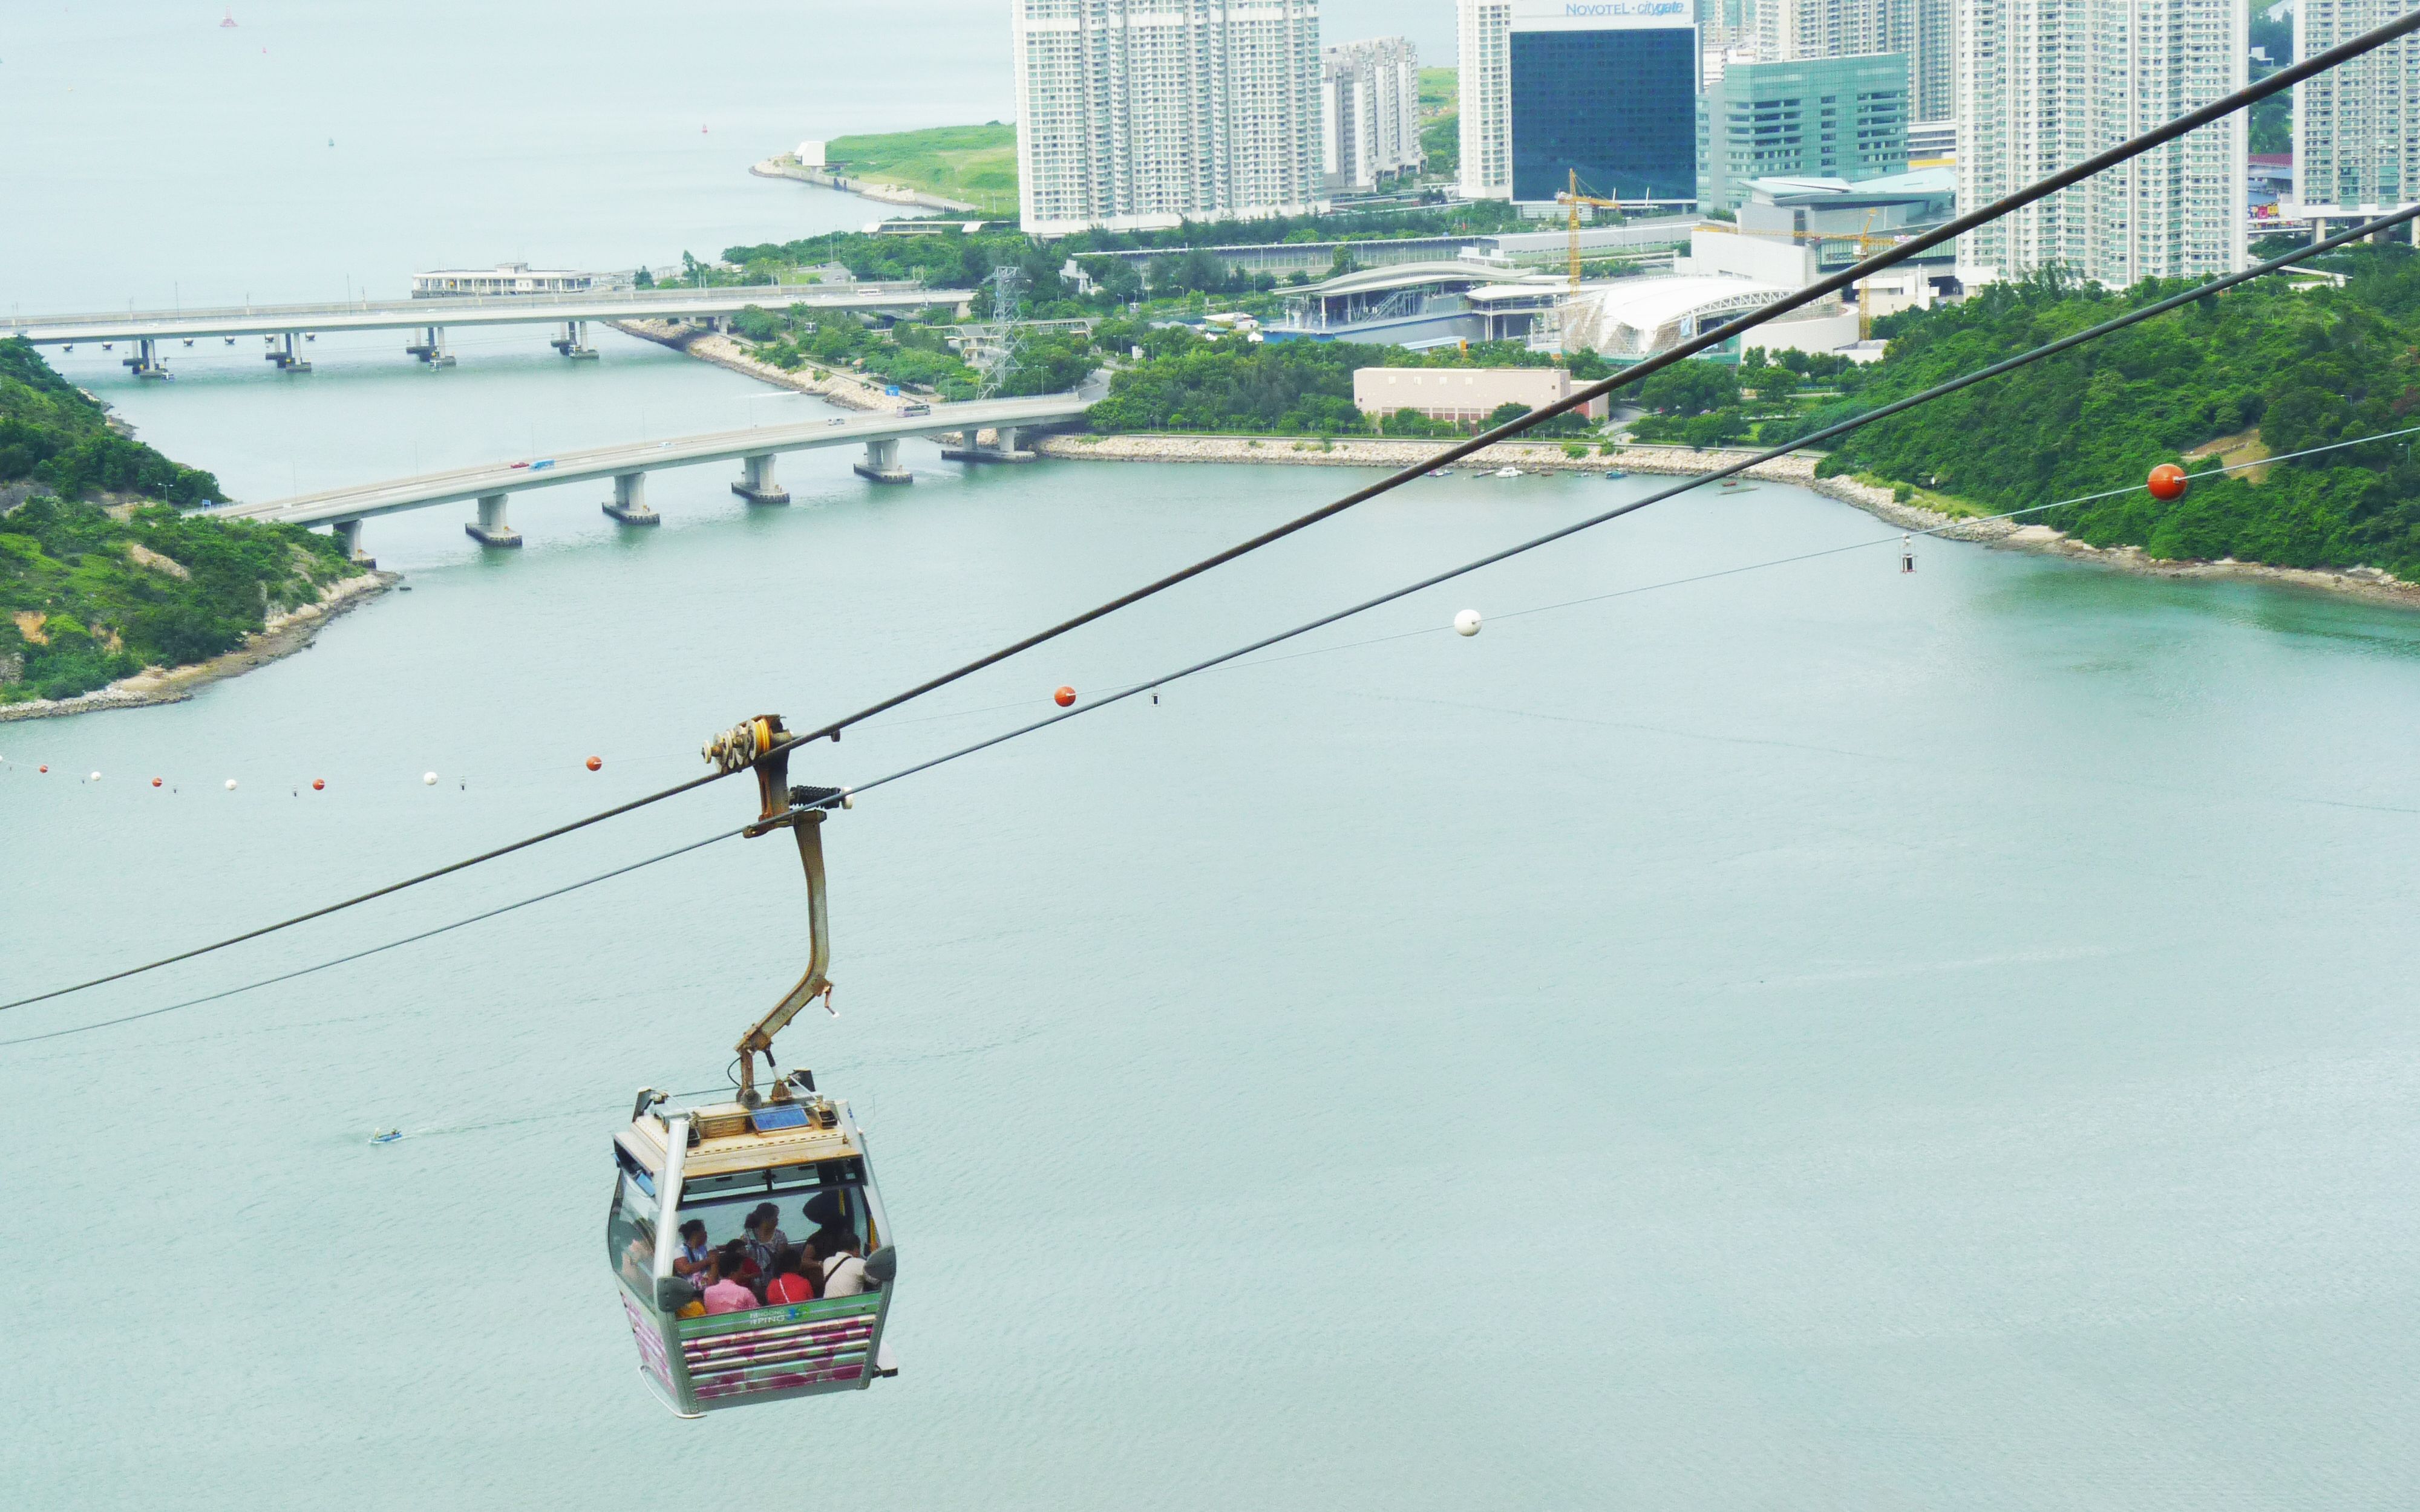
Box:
[1511,0,1693,28]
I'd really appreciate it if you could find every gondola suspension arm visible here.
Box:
[702,714,851,1107]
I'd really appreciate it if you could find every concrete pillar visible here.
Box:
[124,337,167,380]
[407,325,456,367]
[553,319,599,360]
[466,492,523,547]
[266,331,312,373]
[940,423,1036,465]
[603,470,659,525]
[731,452,790,504]
[332,518,374,566]
[854,437,913,484]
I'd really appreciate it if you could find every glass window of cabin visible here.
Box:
[605,1163,661,1300]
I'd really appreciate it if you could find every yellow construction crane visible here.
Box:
[1698,211,1902,339]
[1555,170,1660,290]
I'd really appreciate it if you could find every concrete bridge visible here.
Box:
[210,391,1093,553]
[5,283,975,378]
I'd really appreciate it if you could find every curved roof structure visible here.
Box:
[1560,275,1791,360]
[1306,260,1562,299]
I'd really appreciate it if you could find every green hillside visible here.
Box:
[0,338,368,703]
[1808,252,2420,573]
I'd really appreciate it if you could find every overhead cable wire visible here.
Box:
[0,828,744,1048]
[8,33,2419,1017]
[20,331,2420,1048]
[842,203,2420,796]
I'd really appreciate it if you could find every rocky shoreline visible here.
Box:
[1030,432,2420,608]
[0,570,397,723]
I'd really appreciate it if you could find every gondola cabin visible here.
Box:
[605,714,893,1417]
[609,1083,898,1416]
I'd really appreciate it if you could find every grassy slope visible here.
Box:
[1419,67,1458,177]
[825,124,1018,215]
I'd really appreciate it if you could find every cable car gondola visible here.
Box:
[606,716,896,1417]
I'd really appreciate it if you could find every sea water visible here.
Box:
[6,5,2420,1509]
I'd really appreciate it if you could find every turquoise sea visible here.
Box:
[5,4,2420,1508]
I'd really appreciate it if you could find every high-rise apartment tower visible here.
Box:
[2292,0,2420,229]
[1323,36,1422,192]
[1957,0,2245,282]
[1011,0,1327,235]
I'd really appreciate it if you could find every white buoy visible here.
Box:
[88,771,102,782]
[224,778,238,790]
[1453,609,1482,637]
[423,772,438,786]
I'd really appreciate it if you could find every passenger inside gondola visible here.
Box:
[814,1230,868,1297]
[741,1203,789,1274]
[763,1247,816,1305]
[701,1243,760,1315]
[673,1218,712,1280]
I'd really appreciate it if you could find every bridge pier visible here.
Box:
[731,453,790,504]
[551,319,599,360]
[122,337,169,380]
[405,325,456,368]
[603,471,659,525]
[465,493,523,548]
[331,518,374,567]
[941,424,1036,464]
[853,438,913,485]
[264,331,312,373]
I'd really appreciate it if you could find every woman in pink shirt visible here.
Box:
[699,1243,762,1315]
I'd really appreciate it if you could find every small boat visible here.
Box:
[368,1128,402,1145]
[1427,467,1454,478]
[220,7,237,27]
[1603,469,1627,480]
[1491,466,1522,479]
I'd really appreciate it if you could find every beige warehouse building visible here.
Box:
[1353,367,1609,425]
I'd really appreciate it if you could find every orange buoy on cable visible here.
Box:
[586,756,603,772]
[1053,685,1076,708]
[312,778,326,791]
[2148,463,2190,501]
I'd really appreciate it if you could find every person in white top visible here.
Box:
[814,1230,869,1297]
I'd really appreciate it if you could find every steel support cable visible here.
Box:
[0,827,746,1048]
[19,267,2420,1051]
[842,203,2420,796]
[7,24,2417,1018]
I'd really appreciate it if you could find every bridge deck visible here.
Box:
[8,284,974,345]
[214,393,1092,526]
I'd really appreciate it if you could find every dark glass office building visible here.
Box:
[1509,22,1697,203]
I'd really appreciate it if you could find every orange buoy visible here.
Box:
[152,777,163,787]
[1053,685,1076,708]
[585,755,603,772]
[312,778,325,790]
[2148,463,2189,502]
[38,764,48,773]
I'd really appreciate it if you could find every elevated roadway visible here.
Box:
[7,283,975,376]
[212,391,1094,552]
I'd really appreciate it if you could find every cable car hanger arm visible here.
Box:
[702,715,851,1106]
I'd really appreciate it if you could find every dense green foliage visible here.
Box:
[823,123,1018,216]
[1087,333,1611,437]
[2248,11,2293,156]
[0,496,364,702]
[0,339,223,505]
[0,339,364,702]
[1807,252,2420,572]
